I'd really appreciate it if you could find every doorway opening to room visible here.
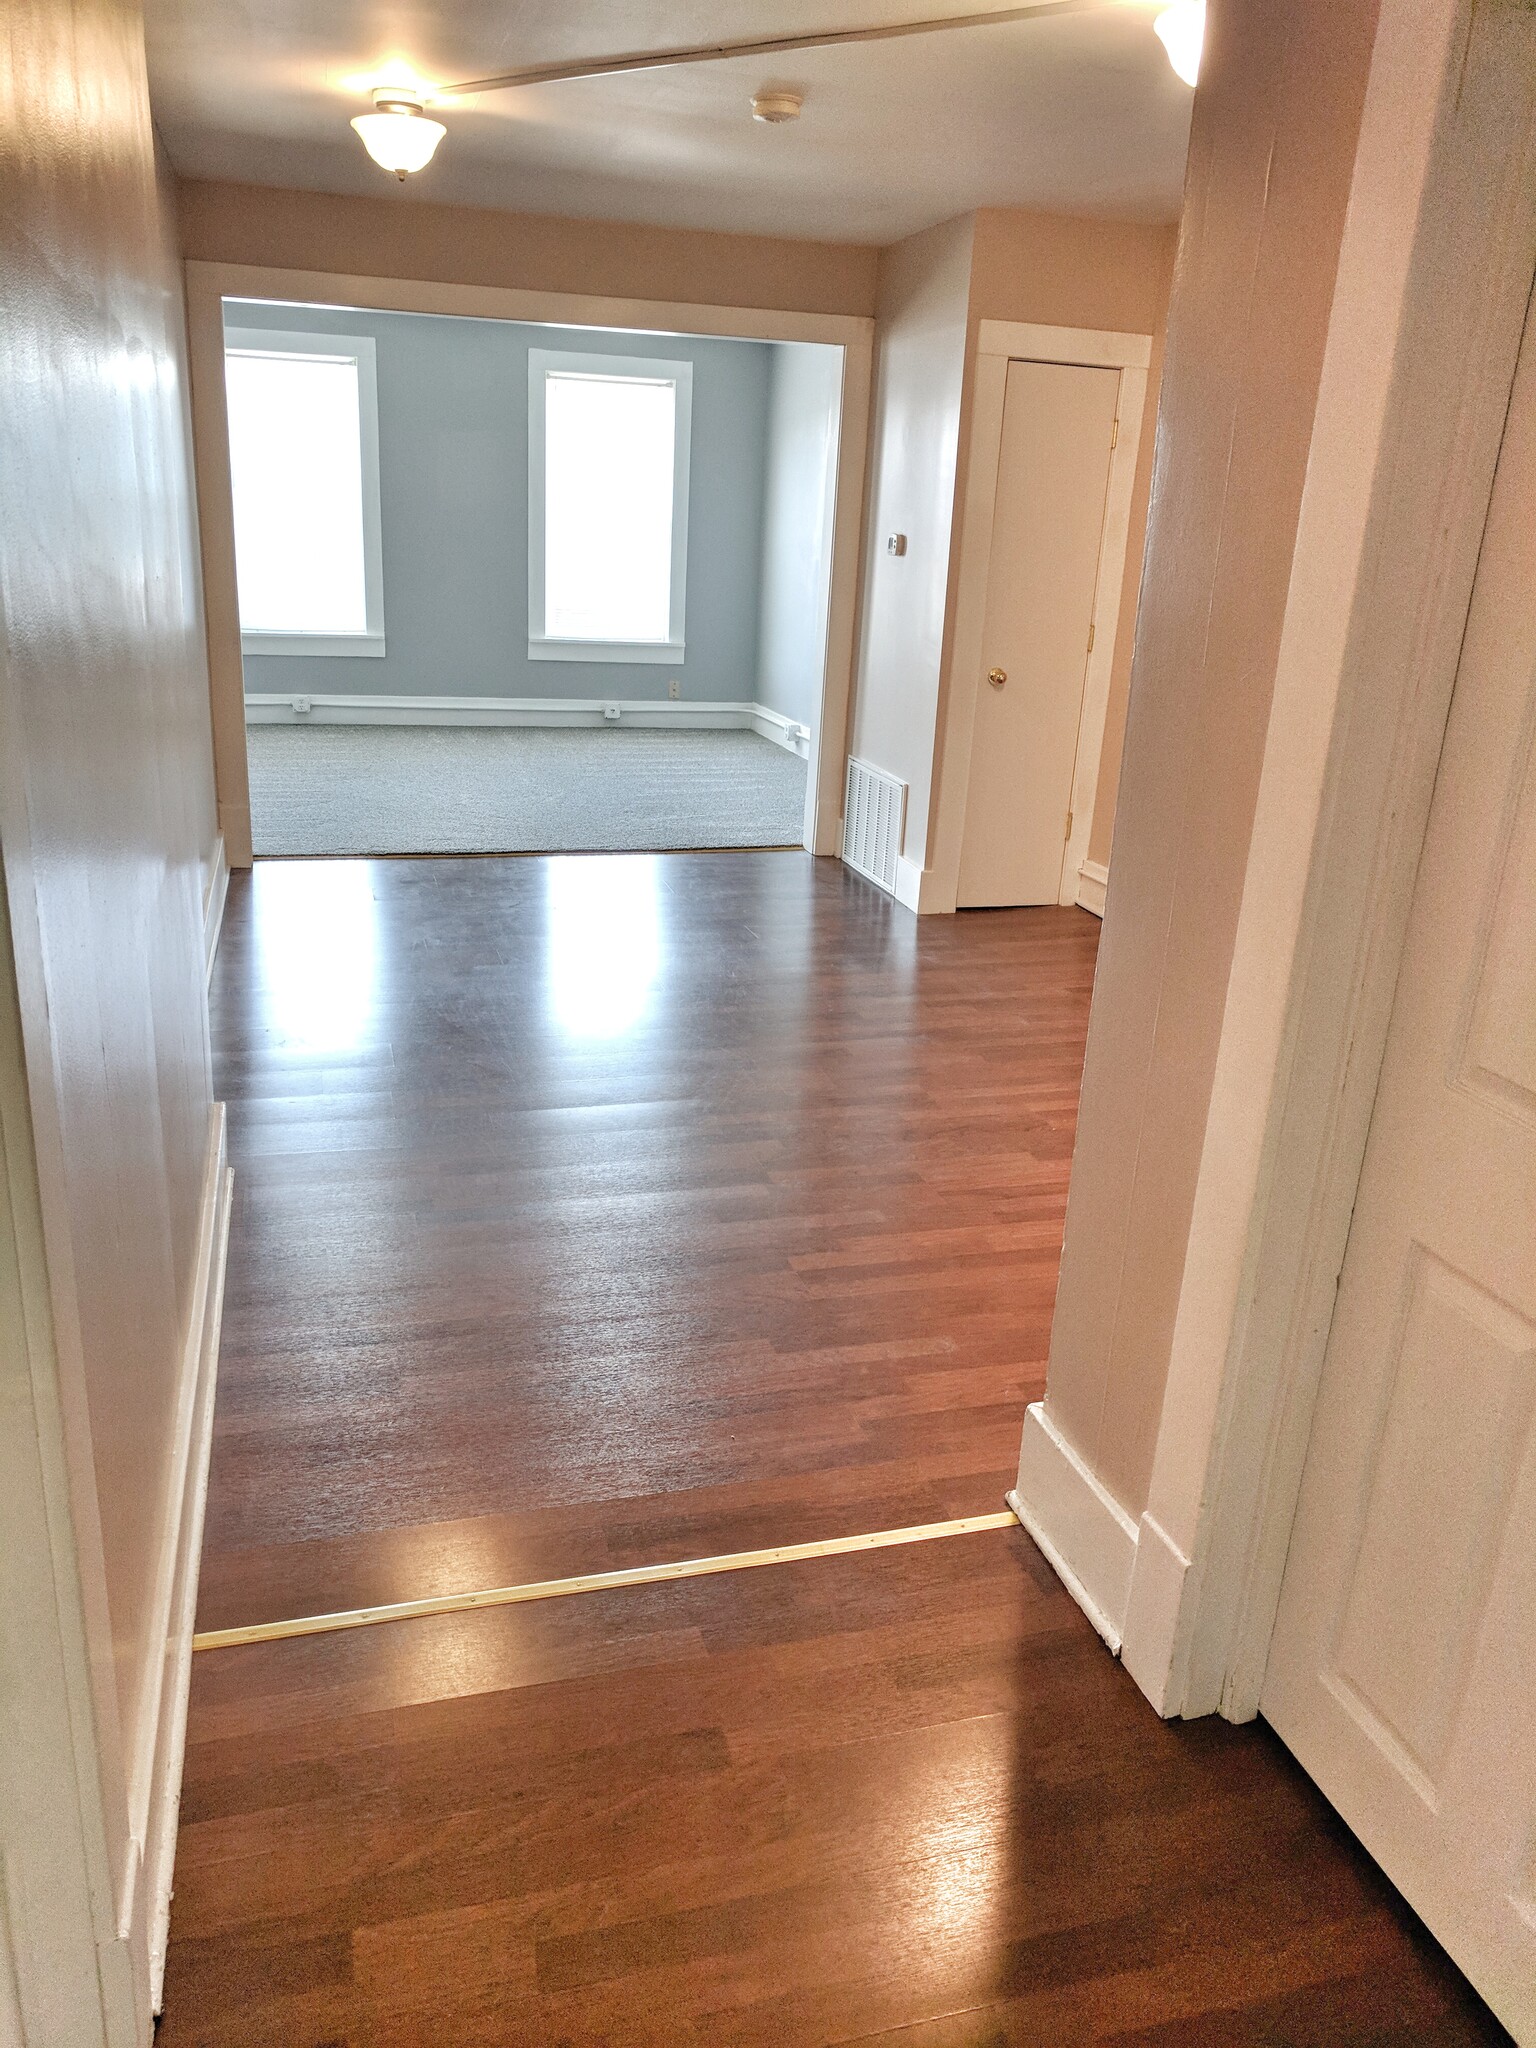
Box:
[192,278,866,865]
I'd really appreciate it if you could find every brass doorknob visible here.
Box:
[987,666,1007,687]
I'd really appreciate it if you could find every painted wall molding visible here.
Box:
[243,693,811,756]
[1009,1402,1139,1653]
[202,836,229,985]
[1076,857,1109,917]
[132,1107,232,2013]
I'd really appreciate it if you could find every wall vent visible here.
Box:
[842,758,906,894]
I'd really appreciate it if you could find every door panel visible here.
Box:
[957,359,1118,908]
[1262,291,1536,2039]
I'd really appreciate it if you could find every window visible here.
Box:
[528,349,692,663]
[224,324,385,658]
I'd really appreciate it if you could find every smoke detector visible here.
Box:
[751,89,803,124]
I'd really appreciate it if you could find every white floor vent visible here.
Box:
[842,758,906,894]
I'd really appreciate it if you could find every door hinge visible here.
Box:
[1087,622,1095,654]
[1111,417,1119,449]
[1065,809,1074,841]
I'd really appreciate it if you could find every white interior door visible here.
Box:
[1262,289,1536,2040]
[956,358,1118,909]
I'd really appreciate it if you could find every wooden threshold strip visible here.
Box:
[192,1508,1022,1652]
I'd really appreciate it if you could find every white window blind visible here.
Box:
[529,349,692,663]
[224,325,385,657]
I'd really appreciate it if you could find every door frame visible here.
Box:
[182,261,874,868]
[1112,0,1536,1725]
[925,319,1151,915]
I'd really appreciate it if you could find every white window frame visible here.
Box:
[527,347,692,664]
[225,325,386,659]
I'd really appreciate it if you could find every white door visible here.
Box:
[1262,290,1536,2040]
[957,358,1119,908]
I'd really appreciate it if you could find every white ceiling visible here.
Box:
[144,0,1192,245]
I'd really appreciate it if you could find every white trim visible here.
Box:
[893,854,923,912]
[527,346,692,664]
[144,1137,232,2012]
[977,319,1153,369]
[1076,856,1109,917]
[245,692,804,733]
[526,637,685,666]
[927,321,1151,913]
[241,630,386,660]
[1120,1512,1194,1715]
[747,704,811,758]
[202,836,229,986]
[185,262,872,868]
[1010,1402,1140,1653]
[224,324,386,656]
[1115,2,1536,1724]
[118,1110,229,2003]
[208,268,873,349]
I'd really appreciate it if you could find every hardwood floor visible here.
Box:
[162,851,1509,2044]
[196,851,1096,1632]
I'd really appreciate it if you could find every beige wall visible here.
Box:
[968,206,1175,335]
[1039,0,1382,1517]
[0,0,218,1987]
[176,177,881,318]
[1087,295,1172,869]
[848,214,978,862]
[848,205,1175,873]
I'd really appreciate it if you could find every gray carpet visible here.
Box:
[246,724,809,856]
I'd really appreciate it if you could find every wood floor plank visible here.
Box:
[162,852,1509,2045]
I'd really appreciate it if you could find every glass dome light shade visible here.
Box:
[351,99,445,178]
[1154,0,1205,86]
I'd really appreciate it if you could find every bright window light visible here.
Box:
[529,349,692,663]
[545,373,675,643]
[224,324,385,655]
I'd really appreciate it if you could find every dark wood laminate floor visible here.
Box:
[162,1532,1502,2045]
[165,851,1507,2045]
[197,852,1098,1631]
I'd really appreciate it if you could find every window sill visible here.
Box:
[528,638,685,666]
[241,631,387,660]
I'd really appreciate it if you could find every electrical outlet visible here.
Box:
[668,678,681,700]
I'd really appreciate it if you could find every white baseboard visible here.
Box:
[131,1107,232,2013]
[1009,1401,1140,1653]
[245,693,814,756]
[1076,857,1109,918]
[1120,1510,1196,1717]
[202,835,229,985]
[893,854,924,912]
[746,703,813,758]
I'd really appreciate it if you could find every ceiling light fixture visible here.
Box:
[346,6,1145,172]
[751,89,804,123]
[1153,0,1204,86]
[351,88,446,179]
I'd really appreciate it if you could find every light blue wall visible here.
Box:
[233,302,773,702]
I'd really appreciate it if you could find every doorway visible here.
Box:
[184,264,873,872]
[958,357,1121,907]
[927,318,1152,916]
[218,303,841,860]
[1260,277,1536,2041]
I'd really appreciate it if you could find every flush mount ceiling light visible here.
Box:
[1153,0,1205,86]
[351,88,446,179]
[751,89,804,123]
